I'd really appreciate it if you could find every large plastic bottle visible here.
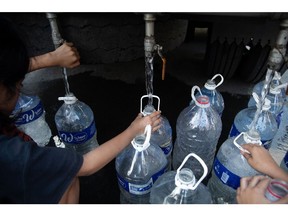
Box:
[195,74,225,117]
[115,125,168,204]
[248,71,286,107]
[270,102,288,163]
[140,94,173,170]
[12,92,52,147]
[172,86,222,180]
[229,95,278,149]
[150,153,212,204]
[265,179,288,201]
[54,93,99,155]
[207,129,263,204]
[265,82,287,126]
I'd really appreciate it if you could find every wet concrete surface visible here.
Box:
[22,39,252,204]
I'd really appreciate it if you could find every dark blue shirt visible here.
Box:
[0,134,83,203]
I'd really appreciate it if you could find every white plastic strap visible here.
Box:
[131,124,151,152]
[58,95,77,104]
[210,74,224,88]
[140,94,160,115]
[175,153,208,190]
[233,132,262,155]
[191,86,203,107]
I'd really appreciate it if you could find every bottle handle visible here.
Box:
[175,153,208,190]
[140,94,160,115]
[131,124,152,151]
[211,74,224,88]
[233,132,251,155]
[191,86,203,107]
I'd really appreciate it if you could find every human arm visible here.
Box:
[241,144,288,182]
[77,111,161,176]
[236,175,288,204]
[29,42,80,72]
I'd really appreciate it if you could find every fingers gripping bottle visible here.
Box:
[150,153,212,204]
[229,93,278,149]
[12,92,52,147]
[140,94,173,171]
[207,129,263,204]
[172,86,222,180]
[195,74,225,117]
[115,125,168,204]
[54,93,99,155]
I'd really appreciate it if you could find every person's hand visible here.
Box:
[236,175,271,204]
[240,144,279,176]
[128,111,161,136]
[237,175,271,204]
[236,175,288,204]
[51,42,80,68]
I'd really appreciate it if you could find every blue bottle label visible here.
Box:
[213,157,241,190]
[276,111,283,128]
[284,152,288,168]
[262,139,272,150]
[116,166,166,195]
[58,121,96,144]
[161,144,173,155]
[229,123,240,138]
[14,101,44,126]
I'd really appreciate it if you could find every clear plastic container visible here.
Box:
[173,86,222,180]
[12,93,52,147]
[54,93,99,155]
[115,125,168,204]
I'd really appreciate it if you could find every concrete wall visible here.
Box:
[2,13,188,64]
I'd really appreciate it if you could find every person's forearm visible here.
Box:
[78,127,136,176]
[267,166,288,182]
[29,52,56,72]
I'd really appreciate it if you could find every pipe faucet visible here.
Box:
[46,13,64,49]
[144,13,166,80]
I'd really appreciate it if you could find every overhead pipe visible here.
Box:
[46,12,71,95]
[144,13,166,80]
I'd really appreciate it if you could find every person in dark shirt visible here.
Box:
[0,16,161,204]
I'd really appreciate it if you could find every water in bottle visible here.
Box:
[172,86,222,180]
[229,96,278,149]
[265,179,288,201]
[195,74,225,117]
[207,129,263,204]
[150,153,212,204]
[141,95,173,170]
[12,92,52,147]
[54,93,99,155]
[115,125,168,204]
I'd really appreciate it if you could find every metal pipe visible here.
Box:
[46,13,64,49]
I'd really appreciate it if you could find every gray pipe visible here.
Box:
[46,13,64,49]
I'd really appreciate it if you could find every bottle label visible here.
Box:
[284,152,288,168]
[58,121,96,144]
[14,101,44,126]
[116,166,166,195]
[229,123,240,138]
[213,157,241,190]
[262,139,272,150]
[160,140,173,155]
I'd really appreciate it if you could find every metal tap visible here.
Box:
[46,13,64,49]
[144,13,166,80]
